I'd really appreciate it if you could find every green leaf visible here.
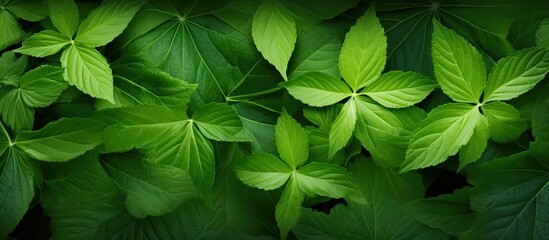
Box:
[48,0,79,37]
[363,71,437,108]
[75,0,147,47]
[329,98,356,157]
[0,148,34,239]
[275,109,308,169]
[61,44,114,102]
[276,177,304,240]
[284,0,358,25]
[339,5,386,91]
[303,104,341,129]
[233,153,292,190]
[482,102,528,143]
[14,30,71,57]
[281,71,351,107]
[0,87,34,132]
[459,115,490,170]
[531,103,549,159]
[295,162,355,199]
[4,0,47,21]
[101,152,198,218]
[467,151,549,239]
[182,122,215,200]
[0,51,27,84]
[432,19,486,103]
[19,65,68,107]
[14,118,104,162]
[483,48,549,102]
[252,0,296,80]
[403,187,476,237]
[0,10,23,51]
[536,18,549,49]
[401,103,482,172]
[193,103,248,142]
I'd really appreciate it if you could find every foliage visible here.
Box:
[1,0,549,239]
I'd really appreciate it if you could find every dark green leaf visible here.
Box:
[0,10,23,51]
[276,177,304,240]
[0,86,34,132]
[530,103,549,159]
[19,65,68,107]
[4,0,47,21]
[193,103,248,142]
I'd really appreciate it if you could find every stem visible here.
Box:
[0,121,13,146]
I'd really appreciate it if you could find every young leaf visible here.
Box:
[233,153,293,190]
[75,0,147,47]
[432,19,486,103]
[276,110,308,169]
[276,177,304,240]
[459,115,490,170]
[14,118,105,162]
[294,162,355,199]
[48,0,79,37]
[329,98,357,157]
[0,10,23,51]
[101,153,198,218]
[363,71,437,108]
[4,0,47,21]
[401,103,482,172]
[483,48,549,102]
[61,44,114,102]
[281,71,351,107]
[0,87,34,132]
[482,102,528,142]
[19,65,68,107]
[193,103,248,142]
[0,148,34,239]
[339,5,386,91]
[14,30,71,57]
[252,0,296,80]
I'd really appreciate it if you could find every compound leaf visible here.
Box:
[282,71,351,107]
[233,153,292,191]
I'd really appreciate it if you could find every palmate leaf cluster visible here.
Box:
[1,0,549,239]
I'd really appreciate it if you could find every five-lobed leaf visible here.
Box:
[233,153,292,191]
[282,71,351,107]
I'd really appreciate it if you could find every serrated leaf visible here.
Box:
[61,44,114,102]
[483,48,549,102]
[48,0,79,37]
[101,152,198,218]
[19,65,68,107]
[531,103,549,159]
[252,0,296,80]
[482,101,528,143]
[14,30,71,57]
[14,118,104,162]
[282,71,351,107]
[0,148,34,239]
[276,177,304,240]
[401,103,481,172]
[0,87,34,132]
[459,115,490,170]
[0,10,23,51]
[276,109,308,169]
[183,122,215,200]
[193,103,248,142]
[0,51,27,83]
[75,0,147,47]
[536,18,549,49]
[432,19,486,103]
[363,71,437,108]
[303,104,341,129]
[329,98,356,157]
[339,5,386,91]
[233,153,292,190]
[4,0,47,21]
[295,162,355,199]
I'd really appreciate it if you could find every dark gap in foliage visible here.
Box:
[10,205,51,240]
[309,198,347,214]
[424,169,469,198]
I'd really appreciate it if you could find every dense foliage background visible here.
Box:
[1,0,549,239]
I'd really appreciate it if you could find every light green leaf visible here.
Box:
[295,162,355,199]
[276,109,308,169]
[432,19,486,103]
[101,152,198,219]
[233,153,292,190]
[363,71,437,108]
[276,177,304,240]
[282,72,351,107]
[183,122,215,200]
[48,0,79,37]
[0,148,34,239]
[252,0,296,80]
[401,103,482,172]
[0,10,23,51]
[329,98,356,157]
[61,44,114,102]
[483,48,549,102]
[5,0,47,21]
[339,5,386,91]
[14,30,71,57]
[459,115,490,170]
[75,0,147,47]
[14,118,104,162]
[482,101,528,143]
[193,103,248,142]
[531,103,549,159]
[19,65,68,107]
[536,18,549,49]
[0,87,34,132]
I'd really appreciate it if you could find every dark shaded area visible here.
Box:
[309,198,347,214]
[424,169,469,198]
[10,205,51,240]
